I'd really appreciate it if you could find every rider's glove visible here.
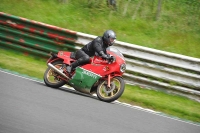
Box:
[99,51,115,63]
[108,56,115,62]
[99,51,109,60]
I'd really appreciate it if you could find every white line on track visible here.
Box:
[0,69,199,127]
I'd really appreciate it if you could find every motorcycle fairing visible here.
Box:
[57,51,74,64]
[81,56,124,76]
[69,67,101,93]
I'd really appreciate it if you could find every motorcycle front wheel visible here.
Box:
[97,77,125,102]
[44,61,66,88]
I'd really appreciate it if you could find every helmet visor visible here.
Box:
[110,38,116,44]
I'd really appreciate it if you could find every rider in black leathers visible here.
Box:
[66,30,116,73]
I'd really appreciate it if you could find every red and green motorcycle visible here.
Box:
[43,47,126,102]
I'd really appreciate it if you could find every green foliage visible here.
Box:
[0,0,199,58]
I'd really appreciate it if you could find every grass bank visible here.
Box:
[0,49,199,123]
[0,0,200,58]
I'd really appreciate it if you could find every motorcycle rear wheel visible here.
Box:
[97,77,125,102]
[44,61,66,88]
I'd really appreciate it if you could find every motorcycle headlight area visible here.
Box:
[120,64,126,73]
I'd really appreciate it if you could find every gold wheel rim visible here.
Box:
[98,78,121,99]
[46,64,62,84]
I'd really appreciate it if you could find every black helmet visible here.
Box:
[103,30,116,46]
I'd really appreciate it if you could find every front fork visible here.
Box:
[107,74,111,88]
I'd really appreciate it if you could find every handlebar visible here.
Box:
[107,56,116,63]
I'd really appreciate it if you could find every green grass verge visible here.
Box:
[0,48,200,123]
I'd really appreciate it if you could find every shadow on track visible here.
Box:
[36,81,100,101]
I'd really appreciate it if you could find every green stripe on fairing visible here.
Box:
[69,67,101,91]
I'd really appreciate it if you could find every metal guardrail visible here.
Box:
[0,12,200,102]
[0,12,78,57]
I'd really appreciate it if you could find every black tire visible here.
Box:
[44,61,66,88]
[97,77,125,102]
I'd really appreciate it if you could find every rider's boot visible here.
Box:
[66,61,79,73]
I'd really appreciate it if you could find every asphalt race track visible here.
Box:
[0,70,199,133]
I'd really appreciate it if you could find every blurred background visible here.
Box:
[0,0,200,58]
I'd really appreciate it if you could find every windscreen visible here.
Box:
[107,47,125,59]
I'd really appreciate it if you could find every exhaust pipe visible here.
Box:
[48,63,70,80]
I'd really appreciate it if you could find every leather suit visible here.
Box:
[70,36,109,69]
